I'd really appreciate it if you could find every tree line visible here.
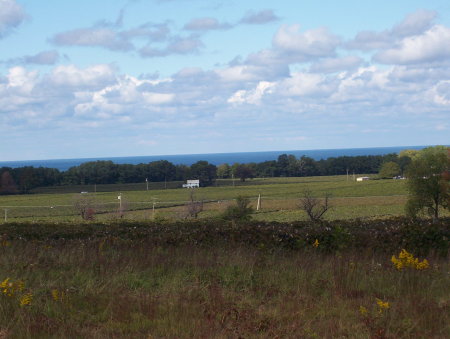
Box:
[0,153,411,194]
[0,152,414,194]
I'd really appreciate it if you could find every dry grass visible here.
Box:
[0,237,448,338]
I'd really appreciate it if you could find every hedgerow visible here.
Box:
[1,217,448,256]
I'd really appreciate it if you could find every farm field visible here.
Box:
[0,175,424,222]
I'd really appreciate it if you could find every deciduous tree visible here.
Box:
[405,146,449,221]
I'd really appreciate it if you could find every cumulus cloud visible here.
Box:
[431,80,450,105]
[374,25,450,64]
[392,9,437,37]
[0,0,26,38]
[184,17,231,31]
[273,24,341,58]
[240,9,280,25]
[228,81,274,104]
[347,9,437,51]
[47,64,117,89]
[309,56,363,73]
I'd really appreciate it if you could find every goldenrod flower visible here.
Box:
[376,298,390,313]
[19,293,33,307]
[391,249,429,271]
[51,289,59,301]
[0,278,10,290]
[359,306,368,315]
[313,239,319,248]
[51,289,67,302]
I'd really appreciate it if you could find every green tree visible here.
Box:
[217,163,231,179]
[379,161,401,178]
[235,164,255,182]
[405,146,449,221]
[0,171,18,194]
[190,161,217,186]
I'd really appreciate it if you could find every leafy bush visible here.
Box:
[222,196,254,221]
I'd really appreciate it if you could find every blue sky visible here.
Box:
[1,0,449,161]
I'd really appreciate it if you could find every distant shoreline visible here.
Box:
[0,145,436,171]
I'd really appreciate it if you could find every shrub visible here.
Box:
[222,196,254,221]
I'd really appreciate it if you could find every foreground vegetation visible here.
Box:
[0,218,448,338]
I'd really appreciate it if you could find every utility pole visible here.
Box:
[232,173,235,187]
[146,178,149,191]
[118,193,122,210]
[346,168,349,182]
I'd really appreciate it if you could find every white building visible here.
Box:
[356,176,370,182]
[183,179,200,188]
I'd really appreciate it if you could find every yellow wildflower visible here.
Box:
[51,289,59,301]
[313,239,319,248]
[376,298,390,313]
[359,306,368,315]
[19,293,33,307]
[0,278,10,290]
[51,289,67,302]
[391,249,429,271]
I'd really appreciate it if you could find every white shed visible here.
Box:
[183,179,200,188]
[356,176,370,182]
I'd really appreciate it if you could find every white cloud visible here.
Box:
[392,9,436,37]
[52,27,133,51]
[276,72,336,97]
[6,66,38,92]
[273,24,340,58]
[347,9,437,51]
[228,81,274,104]
[184,17,231,31]
[48,64,117,89]
[431,80,450,105]
[23,50,60,65]
[309,56,363,73]
[240,9,279,25]
[139,35,203,57]
[0,0,26,38]
[374,25,450,64]
[121,22,170,42]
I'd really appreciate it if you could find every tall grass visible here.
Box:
[0,219,448,338]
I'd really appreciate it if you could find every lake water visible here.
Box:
[0,146,429,171]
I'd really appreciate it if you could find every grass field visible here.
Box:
[0,238,448,338]
[0,175,424,223]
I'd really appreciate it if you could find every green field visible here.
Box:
[0,175,421,222]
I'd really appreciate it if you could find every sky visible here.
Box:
[1,0,450,161]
